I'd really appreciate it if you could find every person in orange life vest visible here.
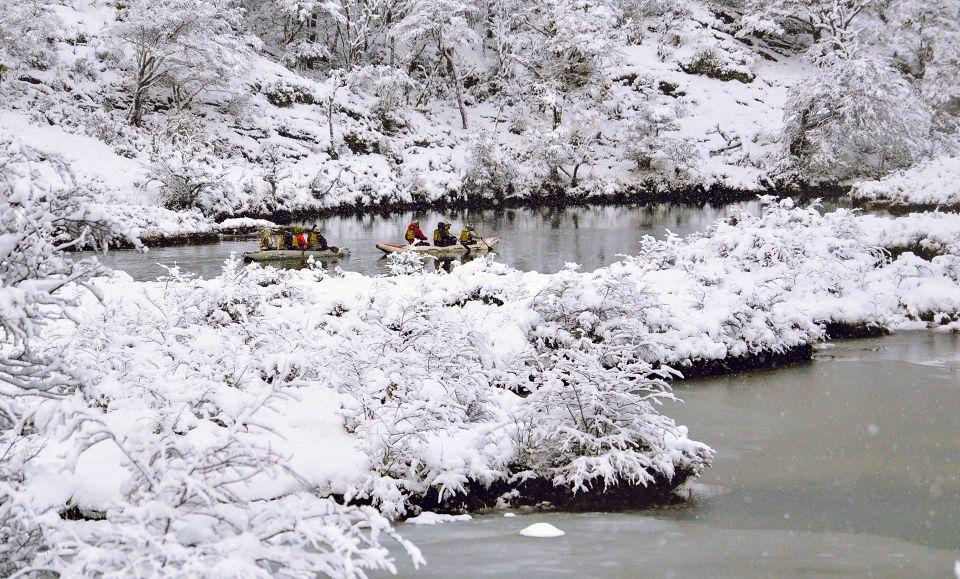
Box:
[308,230,329,251]
[293,227,308,250]
[405,220,428,245]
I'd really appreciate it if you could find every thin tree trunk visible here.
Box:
[442,46,468,130]
[327,95,337,158]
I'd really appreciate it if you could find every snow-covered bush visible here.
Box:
[0,0,60,74]
[264,79,318,107]
[852,156,960,207]
[0,136,133,411]
[679,42,756,83]
[0,135,135,575]
[386,251,427,276]
[32,389,421,578]
[512,264,712,492]
[783,55,933,182]
[461,131,518,200]
[0,136,428,576]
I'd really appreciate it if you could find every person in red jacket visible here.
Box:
[404,220,428,245]
[293,227,308,250]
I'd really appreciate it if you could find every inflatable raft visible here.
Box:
[244,246,349,262]
[375,237,501,256]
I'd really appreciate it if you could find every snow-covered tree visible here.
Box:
[243,0,327,68]
[737,0,880,57]
[112,0,251,126]
[782,53,932,181]
[883,0,960,133]
[148,143,233,215]
[393,0,479,129]
[626,99,698,183]
[0,0,60,76]
[462,131,519,199]
[507,0,621,128]
[535,112,603,190]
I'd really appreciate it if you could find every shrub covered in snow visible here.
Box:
[679,47,756,83]
[0,140,424,577]
[852,156,960,207]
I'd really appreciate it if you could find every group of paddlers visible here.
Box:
[257,221,482,252]
[259,227,330,251]
[404,220,480,247]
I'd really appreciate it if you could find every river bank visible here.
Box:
[97,185,859,250]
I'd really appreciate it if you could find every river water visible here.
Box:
[380,332,960,578]
[95,202,761,281]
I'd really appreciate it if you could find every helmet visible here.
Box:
[293,226,304,234]
[410,220,419,227]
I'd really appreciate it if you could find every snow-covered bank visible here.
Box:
[81,205,276,248]
[31,201,960,507]
[4,0,956,222]
[861,212,960,259]
[853,157,960,209]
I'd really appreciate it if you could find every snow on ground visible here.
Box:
[852,156,960,207]
[0,0,823,224]
[0,110,148,202]
[92,204,215,243]
[405,512,473,525]
[217,217,277,231]
[8,193,960,575]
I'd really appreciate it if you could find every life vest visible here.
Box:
[405,228,417,243]
[294,233,307,248]
[459,229,475,243]
[308,232,319,246]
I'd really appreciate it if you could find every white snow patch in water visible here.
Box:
[674,482,730,501]
[503,513,517,518]
[405,512,472,525]
[520,523,565,538]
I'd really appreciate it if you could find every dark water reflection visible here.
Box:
[95,202,762,281]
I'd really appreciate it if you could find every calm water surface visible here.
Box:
[95,202,761,280]
[380,333,960,578]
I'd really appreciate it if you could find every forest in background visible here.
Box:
[1,0,957,220]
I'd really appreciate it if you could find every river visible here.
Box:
[94,202,762,280]
[381,332,960,578]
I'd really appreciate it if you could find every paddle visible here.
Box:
[472,227,493,252]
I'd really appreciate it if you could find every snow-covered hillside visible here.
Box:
[1,0,956,226]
